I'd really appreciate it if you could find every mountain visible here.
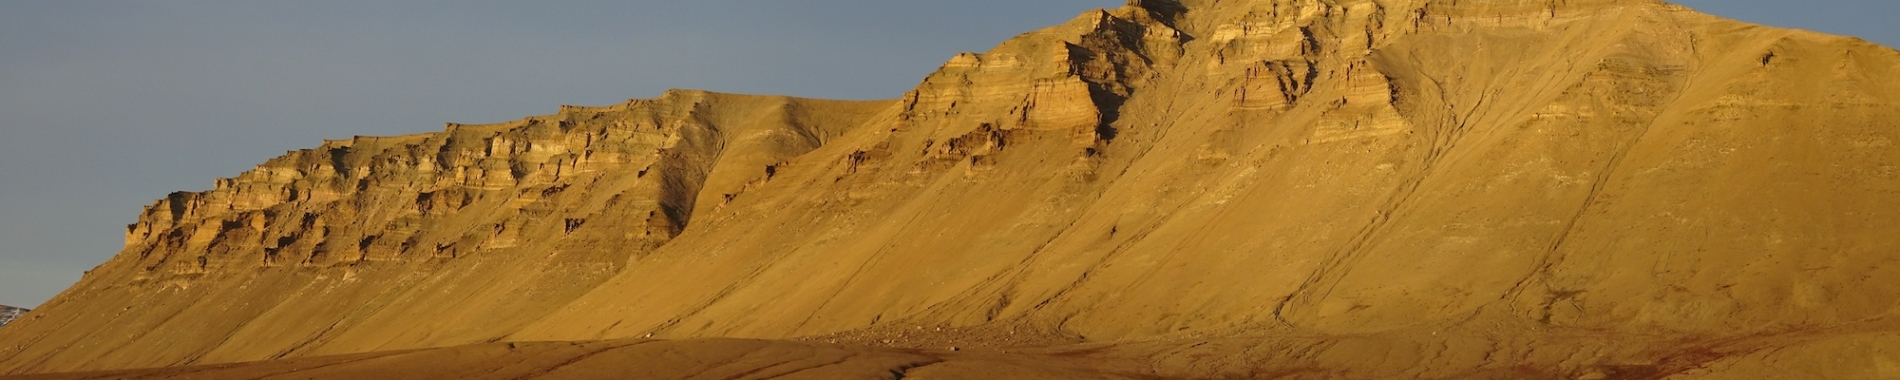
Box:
[0,306,24,328]
[6,0,1900,378]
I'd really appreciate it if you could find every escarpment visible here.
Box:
[8,0,1900,378]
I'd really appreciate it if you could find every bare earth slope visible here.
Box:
[6,0,1900,378]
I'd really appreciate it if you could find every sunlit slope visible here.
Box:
[5,0,1900,377]
[0,93,894,373]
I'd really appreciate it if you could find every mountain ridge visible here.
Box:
[6,0,1900,378]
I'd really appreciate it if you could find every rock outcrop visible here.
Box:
[0,306,25,328]
[0,92,892,372]
[7,0,1900,378]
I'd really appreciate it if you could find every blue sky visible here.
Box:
[1,1,1895,308]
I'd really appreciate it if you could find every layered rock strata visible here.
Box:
[6,0,1900,378]
[0,93,891,371]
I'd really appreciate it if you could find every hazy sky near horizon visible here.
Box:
[2,1,1896,308]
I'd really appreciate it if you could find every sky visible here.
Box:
[1,1,1896,309]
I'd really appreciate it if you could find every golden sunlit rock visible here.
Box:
[6,0,1900,378]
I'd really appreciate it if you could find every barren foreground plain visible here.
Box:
[6,0,1900,378]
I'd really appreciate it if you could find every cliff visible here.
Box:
[0,92,893,371]
[6,0,1900,378]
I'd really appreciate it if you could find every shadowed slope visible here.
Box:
[0,92,893,373]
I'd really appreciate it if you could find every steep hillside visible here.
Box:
[6,0,1900,378]
[0,92,893,372]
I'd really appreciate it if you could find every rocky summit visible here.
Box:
[5,0,1900,379]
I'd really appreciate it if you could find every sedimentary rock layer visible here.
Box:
[0,306,25,328]
[5,0,1900,378]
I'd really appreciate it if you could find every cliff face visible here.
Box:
[7,0,1900,378]
[0,92,893,372]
